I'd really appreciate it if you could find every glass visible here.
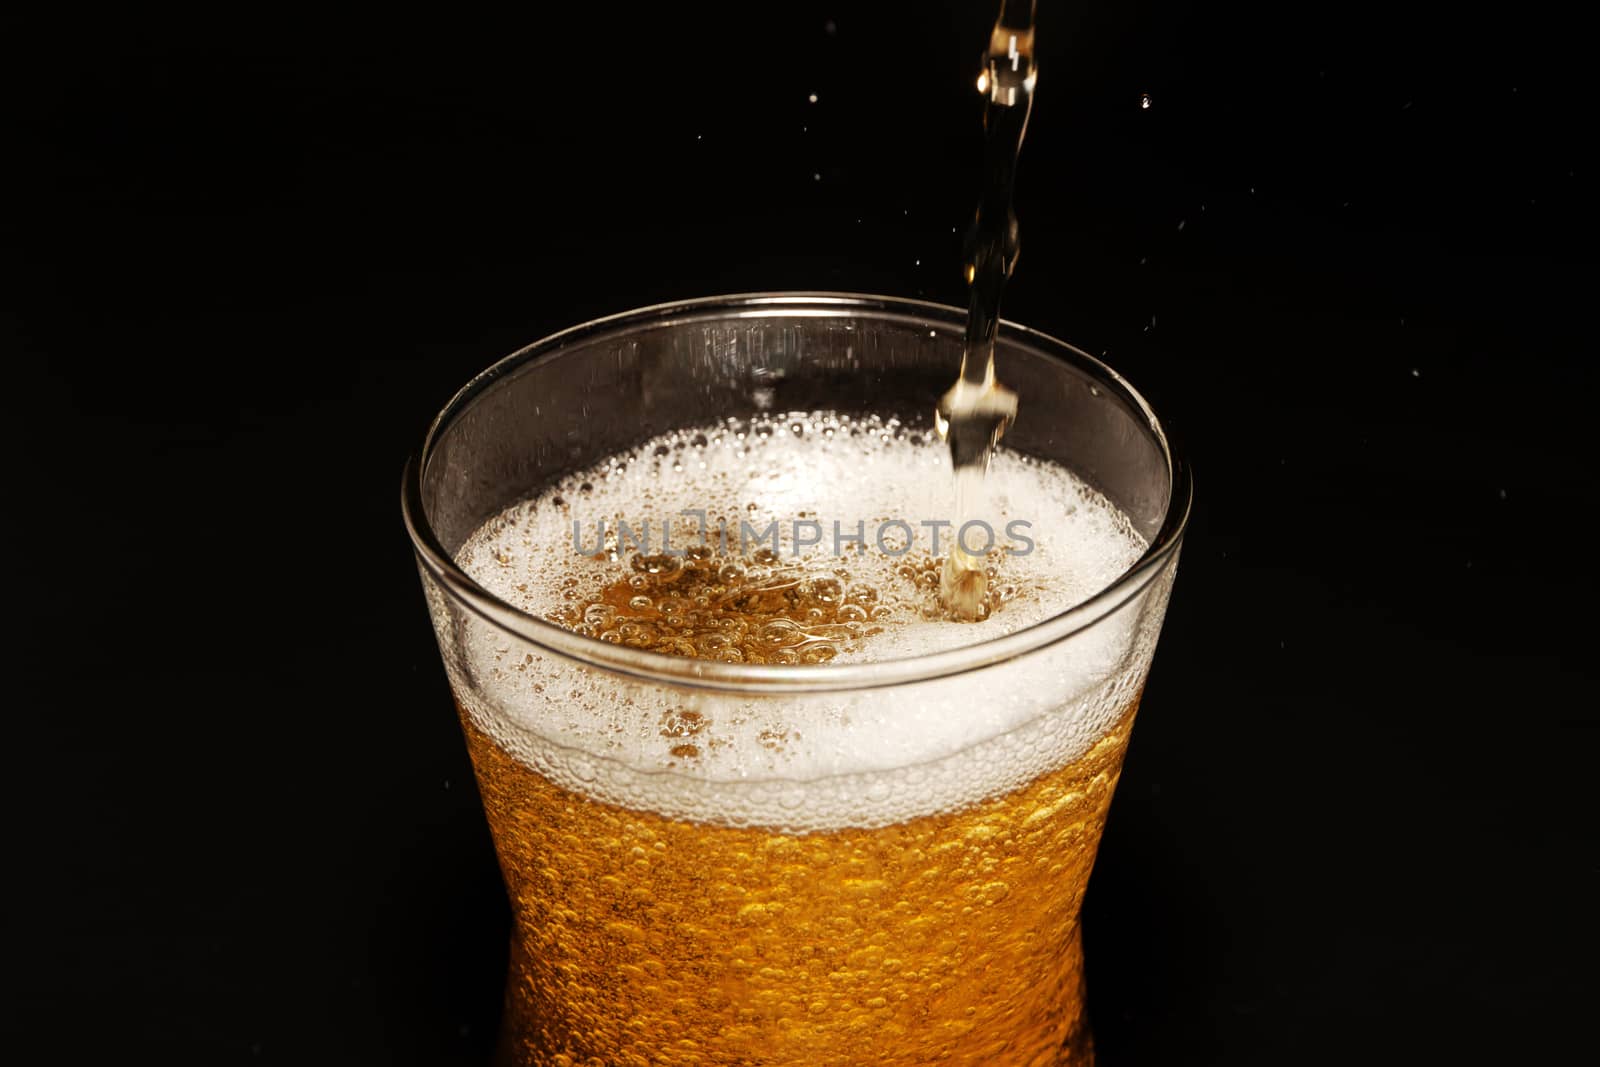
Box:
[402,292,1189,1065]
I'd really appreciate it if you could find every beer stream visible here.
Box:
[936,0,1037,619]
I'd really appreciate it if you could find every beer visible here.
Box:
[450,416,1158,1066]
[461,704,1129,1066]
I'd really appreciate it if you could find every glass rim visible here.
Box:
[401,291,1191,694]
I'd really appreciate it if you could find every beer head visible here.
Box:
[448,411,1163,833]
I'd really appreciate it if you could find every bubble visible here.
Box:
[632,554,683,578]
[619,622,658,648]
[760,620,803,646]
[696,633,733,654]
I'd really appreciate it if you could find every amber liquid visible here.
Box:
[460,688,1137,1066]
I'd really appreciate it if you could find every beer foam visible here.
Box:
[441,413,1168,832]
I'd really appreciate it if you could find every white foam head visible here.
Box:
[441,413,1166,832]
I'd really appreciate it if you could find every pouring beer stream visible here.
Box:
[937,0,1038,619]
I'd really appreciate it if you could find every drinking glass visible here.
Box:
[402,292,1189,1065]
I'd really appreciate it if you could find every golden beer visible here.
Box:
[434,414,1170,1066]
[463,700,1134,1066]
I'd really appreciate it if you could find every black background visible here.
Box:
[7,2,1594,1063]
